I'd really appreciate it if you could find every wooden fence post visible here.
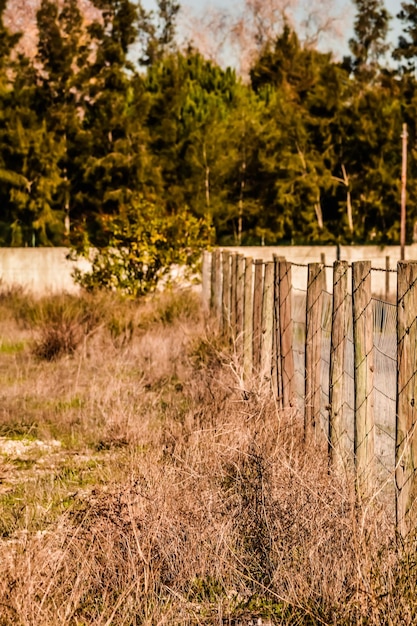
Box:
[210,250,216,312]
[305,263,326,444]
[260,262,274,382]
[277,260,294,407]
[202,250,211,312]
[320,252,327,292]
[252,260,264,375]
[278,260,294,407]
[273,256,285,407]
[396,261,417,538]
[329,260,350,468]
[210,249,222,323]
[243,257,254,381]
[352,261,375,498]
[230,253,238,335]
[221,251,231,336]
[236,254,245,358]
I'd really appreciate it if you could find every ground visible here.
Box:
[0,287,415,625]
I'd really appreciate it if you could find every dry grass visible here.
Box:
[0,286,416,625]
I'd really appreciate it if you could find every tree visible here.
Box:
[66,0,160,246]
[0,0,67,246]
[34,0,90,241]
[0,0,22,243]
[144,49,240,230]
[348,0,391,78]
[217,85,265,245]
[332,73,404,243]
[249,27,349,243]
[180,0,347,79]
[73,196,212,296]
[393,1,417,73]
[138,0,180,65]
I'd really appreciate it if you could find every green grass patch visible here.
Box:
[0,455,111,537]
[53,396,85,411]
[9,458,37,470]
[0,339,26,354]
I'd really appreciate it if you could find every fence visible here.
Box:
[202,250,417,539]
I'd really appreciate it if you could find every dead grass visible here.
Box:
[0,287,415,625]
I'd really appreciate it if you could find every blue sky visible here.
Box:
[143,0,401,22]
[142,0,405,63]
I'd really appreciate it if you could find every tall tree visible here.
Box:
[180,0,346,79]
[144,49,239,229]
[249,27,349,243]
[393,1,417,73]
[0,0,42,245]
[138,0,180,65]
[348,0,390,78]
[70,0,160,246]
[34,0,90,240]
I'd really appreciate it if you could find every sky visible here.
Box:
[142,0,405,60]
[163,0,401,22]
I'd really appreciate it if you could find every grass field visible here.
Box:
[0,286,416,625]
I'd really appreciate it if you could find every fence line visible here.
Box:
[329,260,350,470]
[396,261,417,538]
[202,250,417,539]
[352,260,375,498]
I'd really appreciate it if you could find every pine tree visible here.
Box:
[0,1,35,245]
[393,1,417,73]
[138,0,180,65]
[144,49,241,240]
[34,0,89,241]
[348,0,391,78]
[249,27,349,243]
[69,0,160,246]
[215,85,265,245]
[333,73,404,243]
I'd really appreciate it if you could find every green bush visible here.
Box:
[14,293,105,361]
[71,198,212,297]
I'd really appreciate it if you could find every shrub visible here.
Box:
[2,292,415,624]
[18,293,105,361]
[71,198,212,297]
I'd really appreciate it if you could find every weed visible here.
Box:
[153,288,201,325]
[54,396,85,411]
[24,294,103,360]
[0,281,27,311]
[137,288,201,329]
[10,458,37,470]
[0,421,39,440]
[0,340,26,354]
[107,313,135,348]
[0,288,415,625]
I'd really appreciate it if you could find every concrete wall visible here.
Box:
[223,245,417,296]
[224,243,417,265]
[0,248,90,295]
[1,245,416,296]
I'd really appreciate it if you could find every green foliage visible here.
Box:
[144,49,240,230]
[141,289,201,327]
[73,197,212,296]
[394,2,417,73]
[16,293,105,360]
[349,0,391,77]
[187,575,226,602]
[0,340,26,354]
[0,0,414,247]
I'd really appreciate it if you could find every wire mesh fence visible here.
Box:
[202,250,417,538]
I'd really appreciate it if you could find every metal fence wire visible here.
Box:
[203,251,417,536]
[292,275,396,479]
